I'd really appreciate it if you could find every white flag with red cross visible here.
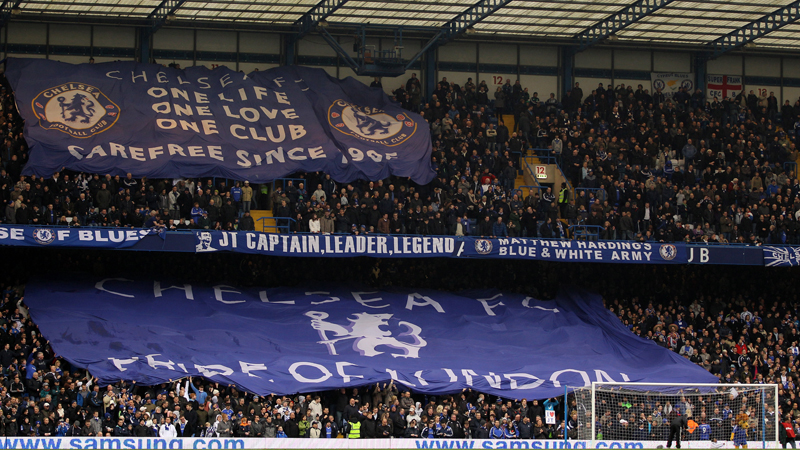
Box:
[707,75,742,101]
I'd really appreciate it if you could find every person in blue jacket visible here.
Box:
[190,203,204,224]
[492,216,508,237]
[503,418,517,438]
[490,419,506,438]
[698,421,711,440]
[188,377,208,405]
[435,419,453,438]
[230,182,242,206]
[421,420,436,438]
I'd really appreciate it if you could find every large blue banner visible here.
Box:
[0,225,161,248]
[195,230,694,263]
[0,224,769,265]
[5,58,434,183]
[26,277,717,397]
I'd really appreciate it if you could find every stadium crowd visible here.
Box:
[0,72,799,244]
[0,250,796,442]
[1,65,800,441]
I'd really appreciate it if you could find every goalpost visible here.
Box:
[571,383,780,448]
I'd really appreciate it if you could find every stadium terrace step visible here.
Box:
[502,114,515,133]
[250,210,280,233]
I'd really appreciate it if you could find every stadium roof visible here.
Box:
[10,0,800,51]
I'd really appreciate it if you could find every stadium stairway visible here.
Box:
[514,172,526,191]
[250,209,274,233]
[518,154,572,238]
[502,114,515,133]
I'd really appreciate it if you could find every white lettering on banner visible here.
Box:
[688,247,710,263]
[213,285,244,304]
[476,294,505,316]
[462,369,478,386]
[95,278,134,298]
[550,369,591,387]
[194,364,234,378]
[406,293,445,313]
[288,361,332,383]
[494,239,657,262]
[521,297,559,313]
[105,352,635,392]
[0,438,781,449]
[414,370,429,386]
[505,373,545,390]
[335,361,364,383]
[352,291,388,308]
[107,356,138,372]
[258,290,295,305]
[484,372,502,389]
[308,292,341,305]
[385,368,415,387]
[239,361,268,378]
[154,282,194,300]
[72,229,146,242]
[144,354,175,371]
[0,227,23,240]
[218,232,238,248]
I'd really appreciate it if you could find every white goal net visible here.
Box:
[571,383,779,447]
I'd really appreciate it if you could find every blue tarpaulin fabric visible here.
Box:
[25,277,717,397]
[5,58,434,184]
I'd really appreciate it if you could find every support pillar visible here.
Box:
[138,28,151,64]
[694,54,706,96]
[561,46,574,99]
[285,36,296,66]
[424,46,436,101]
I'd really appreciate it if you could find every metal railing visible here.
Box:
[569,224,604,240]
[512,184,548,200]
[527,152,559,165]
[509,150,523,176]
[520,156,542,188]
[256,216,296,234]
[575,187,608,203]
[270,178,305,194]
[268,178,305,210]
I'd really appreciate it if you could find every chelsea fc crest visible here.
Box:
[659,244,677,261]
[474,239,493,255]
[328,100,416,146]
[32,82,120,138]
[33,229,56,245]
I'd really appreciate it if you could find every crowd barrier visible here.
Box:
[0,438,781,450]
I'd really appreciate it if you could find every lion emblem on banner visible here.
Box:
[32,83,120,138]
[58,93,96,124]
[327,99,416,146]
[659,243,677,261]
[305,311,426,358]
[33,228,56,245]
[352,110,392,136]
